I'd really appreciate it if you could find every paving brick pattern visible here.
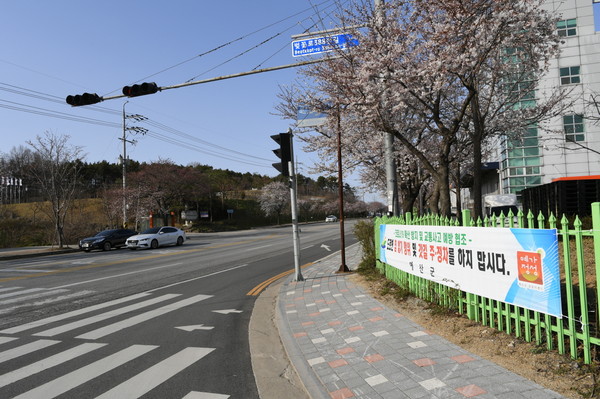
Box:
[278,244,565,399]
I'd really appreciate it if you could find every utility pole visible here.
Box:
[336,105,350,273]
[121,102,147,228]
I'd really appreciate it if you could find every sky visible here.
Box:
[0,0,380,201]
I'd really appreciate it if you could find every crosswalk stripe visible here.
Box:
[0,289,69,306]
[12,344,158,399]
[0,337,17,345]
[95,347,215,399]
[76,294,213,340]
[0,342,106,389]
[0,339,60,364]
[33,293,180,337]
[0,292,151,334]
[0,290,95,316]
[0,288,46,300]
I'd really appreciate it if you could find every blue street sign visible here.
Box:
[292,33,358,57]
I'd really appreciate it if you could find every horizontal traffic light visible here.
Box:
[65,93,103,107]
[271,133,292,177]
[122,82,159,97]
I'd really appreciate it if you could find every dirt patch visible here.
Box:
[349,272,599,399]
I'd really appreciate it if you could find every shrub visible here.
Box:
[353,219,376,271]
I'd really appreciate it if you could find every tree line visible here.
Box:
[0,132,384,248]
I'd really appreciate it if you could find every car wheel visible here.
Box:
[103,242,111,251]
[128,248,136,250]
[151,239,159,249]
[176,236,184,246]
[84,249,91,252]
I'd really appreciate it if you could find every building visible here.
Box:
[496,1,600,198]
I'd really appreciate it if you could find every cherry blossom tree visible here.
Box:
[259,181,290,224]
[281,0,563,216]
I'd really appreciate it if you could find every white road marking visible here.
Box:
[34,294,180,337]
[212,309,243,315]
[0,289,69,306]
[0,292,151,334]
[175,325,214,332]
[50,263,183,290]
[0,342,106,388]
[0,269,52,273]
[13,344,157,399]
[182,391,230,398]
[0,337,17,345]
[0,340,60,364]
[0,288,46,300]
[76,294,212,340]
[95,347,215,399]
[0,290,95,315]
[147,264,248,292]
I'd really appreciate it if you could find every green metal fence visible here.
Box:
[374,203,600,364]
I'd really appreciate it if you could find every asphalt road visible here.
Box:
[0,221,357,398]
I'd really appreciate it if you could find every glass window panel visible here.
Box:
[509,158,525,166]
[526,176,541,185]
[523,138,538,147]
[523,147,539,156]
[525,157,540,166]
[509,149,524,157]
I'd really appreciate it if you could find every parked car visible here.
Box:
[325,215,338,222]
[79,229,138,252]
[126,226,186,250]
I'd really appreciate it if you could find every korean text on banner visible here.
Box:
[379,224,562,318]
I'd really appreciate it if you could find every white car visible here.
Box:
[126,226,186,250]
[325,215,338,222]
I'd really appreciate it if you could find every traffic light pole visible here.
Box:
[288,129,304,282]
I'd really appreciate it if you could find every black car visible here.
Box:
[79,229,138,252]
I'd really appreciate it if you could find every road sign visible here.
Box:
[297,106,327,128]
[292,33,358,57]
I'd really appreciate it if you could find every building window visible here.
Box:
[563,114,585,142]
[560,66,580,85]
[557,19,577,37]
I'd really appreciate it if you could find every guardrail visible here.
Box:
[374,204,600,364]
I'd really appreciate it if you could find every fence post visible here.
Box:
[591,203,600,340]
[461,209,477,320]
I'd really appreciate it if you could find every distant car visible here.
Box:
[325,215,338,222]
[79,229,138,252]
[125,226,186,250]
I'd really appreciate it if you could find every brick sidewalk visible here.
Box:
[277,244,565,399]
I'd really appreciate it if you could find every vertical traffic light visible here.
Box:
[271,132,292,177]
[65,92,103,106]
[122,82,159,97]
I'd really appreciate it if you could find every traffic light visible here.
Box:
[271,132,292,177]
[65,92,103,106]
[122,82,159,97]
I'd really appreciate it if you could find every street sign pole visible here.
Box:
[288,128,304,281]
